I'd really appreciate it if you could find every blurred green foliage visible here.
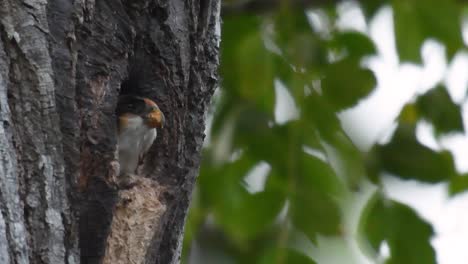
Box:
[183,0,467,263]
[360,193,436,264]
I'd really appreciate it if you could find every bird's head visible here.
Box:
[116,95,165,129]
[142,98,165,128]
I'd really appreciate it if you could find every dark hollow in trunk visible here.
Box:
[0,0,220,263]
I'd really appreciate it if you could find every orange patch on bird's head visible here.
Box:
[142,97,165,128]
[146,109,165,128]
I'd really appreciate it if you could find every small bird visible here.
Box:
[116,95,165,183]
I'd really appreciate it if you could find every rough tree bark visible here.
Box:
[0,0,220,263]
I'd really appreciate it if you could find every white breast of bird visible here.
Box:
[118,115,157,175]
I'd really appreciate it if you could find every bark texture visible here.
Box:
[0,0,220,263]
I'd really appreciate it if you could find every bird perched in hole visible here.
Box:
[116,95,165,185]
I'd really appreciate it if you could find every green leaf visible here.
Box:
[325,132,366,190]
[392,0,425,62]
[259,247,317,264]
[199,156,285,241]
[215,15,270,137]
[237,32,275,112]
[273,8,327,71]
[304,93,341,139]
[229,190,285,240]
[360,194,436,264]
[392,0,464,62]
[328,31,377,60]
[290,154,343,240]
[221,15,261,92]
[219,15,276,115]
[448,174,468,196]
[235,109,286,167]
[416,85,464,134]
[301,153,344,197]
[360,0,387,19]
[398,103,420,125]
[300,121,322,151]
[375,125,457,182]
[274,9,314,48]
[198,155,255,210]
[273,54,296,87]
[322,58,376,111]
[286,33,328,71]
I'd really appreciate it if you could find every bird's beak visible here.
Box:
[146,109,165,128]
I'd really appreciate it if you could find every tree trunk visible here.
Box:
[0,0,220,263]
